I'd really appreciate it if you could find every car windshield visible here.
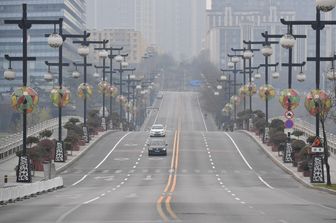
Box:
[152,125,163,129]
[149,139,165,146]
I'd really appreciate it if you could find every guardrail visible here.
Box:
[0,176,63,204]
[271,117,336,157]
[0,116,83,163]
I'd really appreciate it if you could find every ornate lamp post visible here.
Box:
[4,3,62,182]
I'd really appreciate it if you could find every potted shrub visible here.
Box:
[292,130,304,139]
[291,139,306,167]
[269,131,287,152]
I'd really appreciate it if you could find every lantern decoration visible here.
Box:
[47,33,63,48]
[93,72,100,78]
[77,83,93,99]
[258,84,276,101]
[220,75,227,81]
[50,86,70,108]
[214,91,219,96]
[239,86,247,96]
[116,95,127,105]
[44,71,53,82]
[121,61,129,69]
[297,71,306,82]
[4,68,16,80]
[254,72,262,79]
[243,50,253,59]
[108,85,118,97]
[11,87,39,113]
[217,85,222,90]
[280,34,296,49]
[72,70,80,79]
[230,95,241,105]
[279,88,300,110]
[77,45,90,56]
[124,101,134,112]
[115,55,123,63]
[327,68,336,80]
[98,80,110,94]
[231,56,240,63]
[98,50,109,59]
[246,83,257,96]
[304,89,332,117]
[315,0,336,12]
[261,45,273,57]
[272,71,280,79]
[228,61,234,68]
[223,103,233,114]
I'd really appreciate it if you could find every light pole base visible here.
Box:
[248,118,253,131]
[83,126,90,143]
[311,156,324,183]
[263,127,270,143]
[101,117,106,131]
[54,141,65,162]
[109,120,113,130]
[283,142,293,163]
[16,155,32,183]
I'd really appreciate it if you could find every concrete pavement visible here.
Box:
[0,130,115,187]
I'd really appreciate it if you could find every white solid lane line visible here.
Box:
[224,132,274,189]
[72,132,131,186]
[197,95,208,132]
[83,196,100,204]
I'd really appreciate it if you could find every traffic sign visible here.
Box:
[284,119,294,129]
[285,110,294,119]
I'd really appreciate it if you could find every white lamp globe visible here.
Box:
[220,75,227,81]
[130,74,136,80]
[272,71,280,79]
[280,34,296,49]
[115,55,123,63]
[121,61,129,69]
[297,71,306,82]
[93,72,100,78]
[136,85,142,90]
[231,56,240,63]
[261,45,273,57]
[4,68,16,80]
[327,68,336,80]
[72,70,80,79]
[214,91,219,96]
[254,72,262,79]
[77,45,90,56]
[48,33,63,48]
[98,50,109,59]
[217,85,223,90]
[44,71,53,82]
[243,50,254,59]
[228,61,235,68]
[316,0,336,12]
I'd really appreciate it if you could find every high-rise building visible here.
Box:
[0,0,86,91]
[89,29,148,64]
[135,0,156,47]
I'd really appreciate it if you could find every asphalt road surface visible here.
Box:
[1,91,336,223]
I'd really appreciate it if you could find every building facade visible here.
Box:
[88,29,148,65]
[0,0,86,91]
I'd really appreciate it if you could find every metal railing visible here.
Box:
[0,116,83,163]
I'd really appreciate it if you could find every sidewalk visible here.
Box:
[243,130,336,194]
[0,130,114,188]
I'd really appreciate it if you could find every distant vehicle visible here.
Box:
[150,124,166,137]
[147,138,167,156]
[157,93,163,99]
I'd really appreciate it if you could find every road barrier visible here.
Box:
[0,116,83,163]
[0,176,63,204]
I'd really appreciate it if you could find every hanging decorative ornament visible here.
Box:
[116,95,127,105]
[279,34,296,49]
[230,95,241,106]
[98,80,110,94]
[279,88,300,110]
[239,86,247,96]
[315,0,336,12]
[304,89,332,117]
[223,103,234,114]
[11,87,39,113]
[108,85,118,97]
[50,86,70,108]
[77,83,93,99]
[258,84,276,101]
[246,83,257,96]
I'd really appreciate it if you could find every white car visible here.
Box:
[150,124,166,137]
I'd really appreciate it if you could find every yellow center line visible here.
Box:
[156,196,169,223]
[165,195,178,220]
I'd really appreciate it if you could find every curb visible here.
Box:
[240,130,336,195]
[56,130,117,174]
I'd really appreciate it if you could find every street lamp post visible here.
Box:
[281,6,336,137]
[4,3,62,182]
